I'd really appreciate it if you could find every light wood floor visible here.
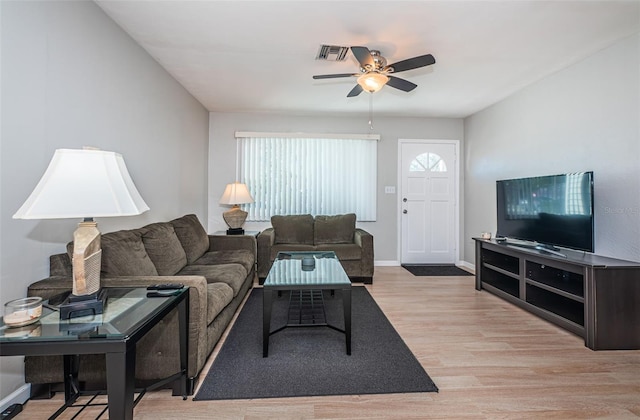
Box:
[17,266,640,419]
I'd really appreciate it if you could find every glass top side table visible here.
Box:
[0,287,189,420]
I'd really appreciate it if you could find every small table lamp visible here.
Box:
[13,148,149,319]
[219,182,254,235]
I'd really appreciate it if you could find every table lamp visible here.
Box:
[13,148,149,319]
[219,182,254,235]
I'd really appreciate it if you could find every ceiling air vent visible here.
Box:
[316,45,350,61]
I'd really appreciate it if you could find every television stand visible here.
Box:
[474,238,640,350]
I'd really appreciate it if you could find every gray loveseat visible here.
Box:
[25,214,255,395]
[257,214,374,284]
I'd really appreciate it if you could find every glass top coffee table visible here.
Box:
[262,251,351,357]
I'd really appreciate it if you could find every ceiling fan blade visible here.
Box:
[313,73,356,79]
[350,46,374,69]
[387,76,417,92]
[387,54,436,73]
[347,84,363,97]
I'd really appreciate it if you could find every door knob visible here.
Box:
[403,198,407,202]
[403,210,408,214]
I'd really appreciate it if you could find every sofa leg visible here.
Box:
[29,383,57,399]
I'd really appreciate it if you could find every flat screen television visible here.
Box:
[496,172,594,253]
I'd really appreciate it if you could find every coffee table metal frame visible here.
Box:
[0,287,189,420]
[262,251,351,357]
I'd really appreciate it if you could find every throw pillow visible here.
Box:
[92,229,159,277]
[271,214,314,245]
[171,214,210,264]
[141,223,188,275]
[314,213,356,245]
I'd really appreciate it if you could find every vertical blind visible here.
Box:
[236,132,378,222]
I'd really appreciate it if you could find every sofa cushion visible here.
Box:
[272,214,314,245]
[177,263,247,297]
[98,230,158,277]
[141,223,188,275]
[315,243,362,261]
[194,249,255,274]
[314,213,356,245]
[206,282,234,325]
[170,214,210,264]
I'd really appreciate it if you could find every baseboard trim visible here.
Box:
[458,260,475,273]
[0,383,30,413]
[374,260,400,266]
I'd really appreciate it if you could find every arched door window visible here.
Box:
[409,152,447,172]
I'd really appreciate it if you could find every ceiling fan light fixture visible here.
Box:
[357,72,389,93]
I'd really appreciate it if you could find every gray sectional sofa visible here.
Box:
[25,214,255,395]
[257,213,374,284]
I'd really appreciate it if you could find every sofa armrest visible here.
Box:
[28,275,208,341]
[257,228,275,245]
[257,228,275,279]
[102,275,209,377]
[354,228,374,277]
[27,275,209,379]
[27,276,74,300]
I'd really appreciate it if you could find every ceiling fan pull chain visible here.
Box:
[368,93,374,130]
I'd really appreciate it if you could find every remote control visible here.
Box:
[2,403,22,420]
[147,283,184,290]
[147,290,181,298]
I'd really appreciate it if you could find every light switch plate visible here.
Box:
[384,186,396,194]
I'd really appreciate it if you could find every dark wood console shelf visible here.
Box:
[474,238,640,350]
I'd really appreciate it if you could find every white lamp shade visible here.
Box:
[219,182,254,206]
[13,149,150,219]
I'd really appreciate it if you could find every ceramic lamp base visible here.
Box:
[72,220,102,296]
[223,205,248,230]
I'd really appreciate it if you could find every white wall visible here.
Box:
[464,34,640,263]
[208,112,464,263]
[0,1,209,404]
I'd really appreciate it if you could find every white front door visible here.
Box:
[400,140,458,264]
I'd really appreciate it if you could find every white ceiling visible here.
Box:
[96,1,640,118]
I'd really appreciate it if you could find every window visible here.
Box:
[236,132,378,221]
[410,152,447,172]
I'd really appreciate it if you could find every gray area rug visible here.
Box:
[194,286,438,400]
[402,264,473,276]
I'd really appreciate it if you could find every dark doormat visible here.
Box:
[193,287,438,400]
[401,264,473,276]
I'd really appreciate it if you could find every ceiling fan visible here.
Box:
[313,46,436,97]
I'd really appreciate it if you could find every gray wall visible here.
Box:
[0,1,209,404]
[208,113,464,263]
[464,34,640,263]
